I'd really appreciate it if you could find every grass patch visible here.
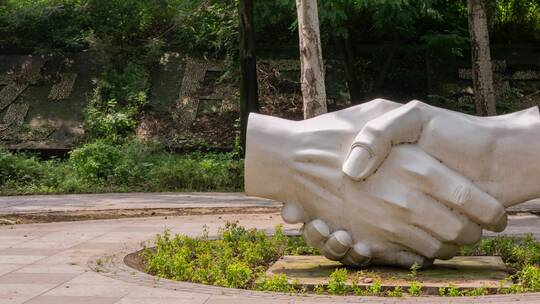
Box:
[141,223,540,297]
[0,139,243,195]
[142,222,315,290]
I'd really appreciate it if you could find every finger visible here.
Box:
[395,145,507,232]
[281,202,306,224]
[404,191,483,245]
[302,219,330,248]
[342,100,427,180]
[371,250,434,269]
[340,242,372,267]
[374,215,457,259]
[320,230,353,261]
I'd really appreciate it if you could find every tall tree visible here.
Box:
[296,0,327,119]
[239,0,259,152]
[467,0,497,116]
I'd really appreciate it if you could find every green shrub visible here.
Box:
[464,287,489,296]
[367,279,383,296]
[257,274,295,293]
[462,234,540,269]
[225,262,253,288]
[519,265,540,291]
[0,139,244,195]
[68,139,124,182]
[386,286,404,297]
[143,223,291,290]
[408,281,423,296]
[313,284,325,295]
[147,152,244,192]
[327,268,349,295]
[284,236,319,256]
[84,64,149,141]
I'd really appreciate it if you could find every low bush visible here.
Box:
[518,265,540,292]
[143,222,290,289]
[327,268,349,295]
[256,274,296,293]
[461,234,540,269]
[0,139,243,195]
[141,223,540,297]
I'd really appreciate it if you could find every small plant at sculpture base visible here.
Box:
[408,281,423,296]
[256,274,296,293]
[327,269,349,295]
[386,286,404,297]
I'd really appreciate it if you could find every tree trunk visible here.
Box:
[296,0,327,119]
[239,0,259,153]
[334,34,363,105]
[467,0,496,116]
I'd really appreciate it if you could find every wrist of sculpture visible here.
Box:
[244,113,297,202]
[494,119,540,205]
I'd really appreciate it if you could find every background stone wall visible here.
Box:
[1,46,538,151]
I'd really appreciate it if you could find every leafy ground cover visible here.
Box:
[142,222,316,290]
[0,139,243,195]
[142,223,540,297]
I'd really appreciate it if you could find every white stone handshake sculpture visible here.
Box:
[245,99,540,268]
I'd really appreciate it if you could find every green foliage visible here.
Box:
[283,236,319,256]
[84,64,149,141]
[0,0,239,57]
[386,286,404,297]
[518,265,540,292]
[367,278,383,296]
[408,281,423,296]
[313,284,325,295]
[170,0,239,59]
[408,262,420,279]
[0,0,87,54]
[143,223,290,289]
[2,0,539,57]
[446,285,461,297]
[0,140,244,195]
[493,0,540,43]
[0,148,67,194]
[327,268,349,295]
[464,287,489,296]
[462,235,540,269]
[257,274,296,293]
[438,286,447,296]
[69,139,124,182]
[438,285,489,297]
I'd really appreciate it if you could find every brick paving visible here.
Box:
[0,193,539,303]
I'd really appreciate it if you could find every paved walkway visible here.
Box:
[1,192,538,215]
[0,193,539,303]
[0,193,278,215]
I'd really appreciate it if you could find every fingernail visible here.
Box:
[342,147,371,180]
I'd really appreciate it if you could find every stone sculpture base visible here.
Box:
[266,255,509,294]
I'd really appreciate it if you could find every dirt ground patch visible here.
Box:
[0,206,280,224]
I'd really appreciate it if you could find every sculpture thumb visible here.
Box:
[342,145,373,180]
[342,100,426,180]
[342,137,390,180]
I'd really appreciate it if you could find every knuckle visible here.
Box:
[451,185,472,206]
[363,123,385,138]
